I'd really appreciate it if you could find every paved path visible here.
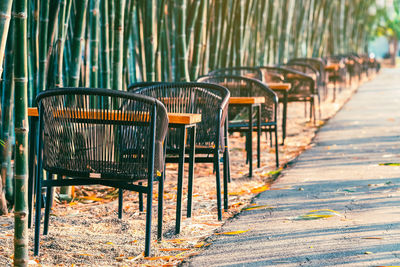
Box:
[184,69,400,266]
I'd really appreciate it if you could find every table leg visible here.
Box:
[187,125,196,218]
[257,105,261,168]
[282,91,288,145]
[28,117,37,228]
[175,126,186,234]
[248,105,253,177]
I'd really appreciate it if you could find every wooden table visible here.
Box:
[228,96,265,177]
[266,82,292,145]
[27,107,201,236]
[325,64,340,71]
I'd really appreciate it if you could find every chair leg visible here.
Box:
[34,170,43,256]
[118,189,123,219]
[187,126,196,218]
[157,175,164,241]
[215,151,222,221]
[274,126,279,168]
[138,182,143,212]
[224,122,231,183]
[43,173,54,235]
[223,151,229,212]
[144,180,153,257]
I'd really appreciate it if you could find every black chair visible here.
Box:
[276,63,320,123]
[198,75,279,169]
[34,88,168,257]
[287,58,327,99]
[258,66,318,142]
[128,82,230,222]
[208,67,264,81]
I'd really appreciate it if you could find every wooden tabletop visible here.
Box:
[325,64,340,71]
[267,82,291,91]
[27,107,201,125]
[229,96,265,104]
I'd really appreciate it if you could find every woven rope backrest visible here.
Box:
[198,75,277,123]
[288,58,326,83]
[36,88,166,181]
[129,82,229,149]
[259,66,316,96]
[208,67,264,82]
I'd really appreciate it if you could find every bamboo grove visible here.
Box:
[0,0,381,265]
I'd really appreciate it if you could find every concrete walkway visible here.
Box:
[184,69,400,266]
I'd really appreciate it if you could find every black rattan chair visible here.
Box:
[258,66,318,142]
[34,88,168,257]
[208,67,264,82]
[287,58,327,98]
[275,63,320,123]
[128,82,230,222]
[198,75,279,169]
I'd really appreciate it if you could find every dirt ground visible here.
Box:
[0,76,371,266]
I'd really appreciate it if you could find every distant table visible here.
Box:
[27,107,201,236]
[325,64,340,71]
[228,97,265,177]
[266,83,291,145]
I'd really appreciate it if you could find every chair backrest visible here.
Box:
[258,66,316,96]
[284,62,320,85]
[208,67,264,82]
[128,82,230,150]
[288,58,326,84]
[36,87,168,181]
[198,75,278,123]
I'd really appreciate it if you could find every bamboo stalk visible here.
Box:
[100,0,110,88]
[0,0,13,79]
[13,0,29,264]
[112,0,125,90]
[89,0,100,87]
[68,0,88,87]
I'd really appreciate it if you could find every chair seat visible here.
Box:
[44,160,151,181]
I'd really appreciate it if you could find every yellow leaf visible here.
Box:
[294,209,342,220]
[194,242,211,248]
[250,185,270,194]
[157,170,162,176]
[106,242,114,245]
[159,248,191,252]
[364,251,373,254]
[79,196,105,202]
[144,256,175,261]
[242,205,274,211]
[215,229,250,235]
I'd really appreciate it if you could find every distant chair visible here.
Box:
[34,88,168,257]
[287,58,327,98]
[198,75,279,168]
[208,67,264,81]
[278,63,320,122]
[129,82,230,221]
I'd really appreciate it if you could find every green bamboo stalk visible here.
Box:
[112,0,125,90]
[144,0,156,81]
[68,0,88,87]
[1,19,14,212]
[89,0,100,87]
[0,0,13,79]
[0,0,13,215]
[38,0,49,92]
[55,0,72,87]
[189,0,206,80]
[175,0,189,81]
[100,0,110,88]
[108,0,114,85]
[13,0,29,264]
[185,0,200,46]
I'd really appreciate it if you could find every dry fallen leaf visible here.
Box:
[215,229,250,235]
[242,205,274,211]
